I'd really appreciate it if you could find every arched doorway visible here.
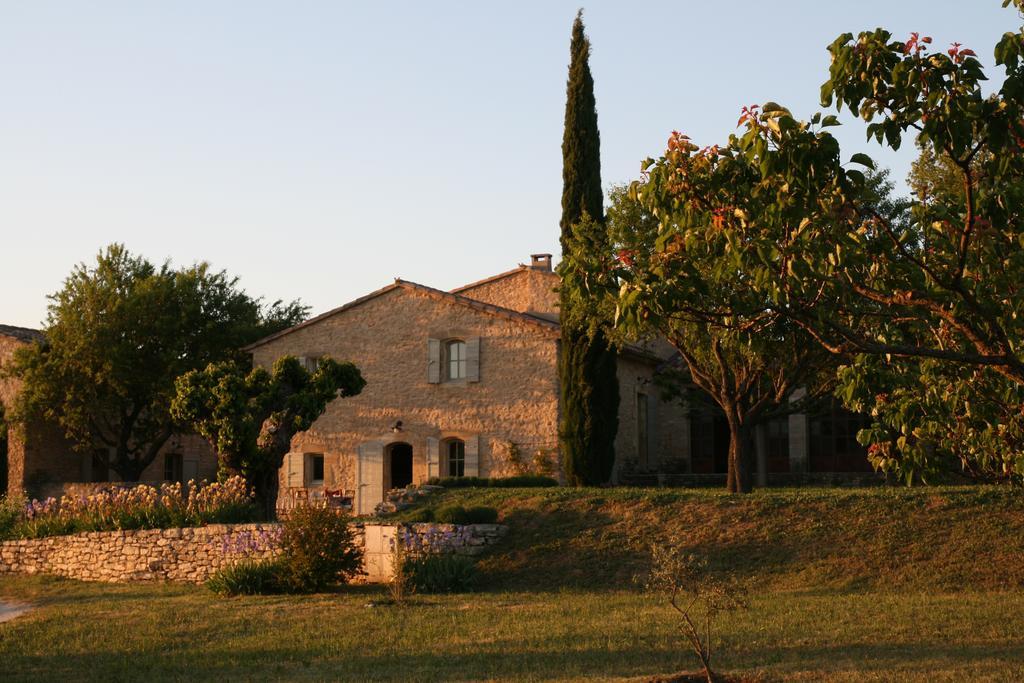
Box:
[387,442,413,490]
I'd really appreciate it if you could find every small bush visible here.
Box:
[429,476,489,488]
[404,507,434,523]
[433,504,498,525]
[207,559,284,596]
[463,506,499,524]
[433,504,470,524]
[402,553,478,594]
[491,475,558,488]
[426,475,558,488]
[0,496,24,541]
[1,477,259,540]
[278,505,362,593]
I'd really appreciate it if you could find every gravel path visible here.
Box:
[0,600,31,624]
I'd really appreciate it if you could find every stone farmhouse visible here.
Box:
[0,324,216,499]
[1,254,872,507]
[244,254,873,515]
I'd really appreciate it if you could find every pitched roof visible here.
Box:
[241,278,560,351]
[0,324,44,343]
[450,264,558,295]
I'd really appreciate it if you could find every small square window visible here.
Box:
[446,340,467,380]
[309,454,325,484]
[164,453,183,483]
[446,440,465,477]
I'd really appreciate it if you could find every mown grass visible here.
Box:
[387,485,1024,592]
[1,575,1022,681]
[1,486,1022,681]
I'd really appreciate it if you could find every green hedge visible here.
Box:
[426,475,558,488]
[433,504,499,525]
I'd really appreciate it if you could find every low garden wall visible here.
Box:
[0,524,280,584]
[0,522,507,585]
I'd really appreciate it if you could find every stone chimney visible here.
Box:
[530,253,553,272]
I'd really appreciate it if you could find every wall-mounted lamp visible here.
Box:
[391,420,403,433]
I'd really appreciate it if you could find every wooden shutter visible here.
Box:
[464,435,480,477]
[427,338,441,384]
[285,452,304,488]
[356,442,385,515]
[426,437,440,480]
[466,337,481,382]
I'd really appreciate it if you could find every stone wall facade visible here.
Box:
[249,283,564,513]
[0,522,506,584]
[1,327,219,500]
[0,524,280,584]
[450,266,561,317]
[0,329,80,499]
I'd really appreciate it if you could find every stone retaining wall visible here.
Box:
[0,522,507,584]
[0,524,280,584]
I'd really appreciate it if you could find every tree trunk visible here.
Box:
[724,409,753,494]
[253,467,279,521]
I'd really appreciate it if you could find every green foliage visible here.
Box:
[433,504,498,525]
[558,11,620,487]
[426,475,558,488]
[171,355,365,514]
[587,4,1024,484]
[573,145,840,492]
[404,507,434,523]
[206,559,285,596]
[4,244,307,481]
[2,478,258,540]
[277,505,362,593]
[401,553,478,594]
[0,495,22,540]
[641,543,748,681]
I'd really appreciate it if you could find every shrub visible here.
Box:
[2,477,259,540]
[491,475,558,488]
[426,475,558,488]
[402,553,478,594]
[207,559,285,596]
[404,507,434,523]
[463,506,499,524]
[641,543,748,682]
[277,504,362,593]
[0,495,24,541]
[433,504,498,525]
[433,504,470,524]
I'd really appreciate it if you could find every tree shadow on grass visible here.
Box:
[12,633,1016,682]
[475,504,643,592]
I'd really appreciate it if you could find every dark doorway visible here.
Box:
[388,443,413,490]
[690,407,731,474]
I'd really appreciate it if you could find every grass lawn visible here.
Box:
[1,575,1022,681]
[1,486,1023,681]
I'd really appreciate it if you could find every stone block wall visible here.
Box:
[0,522,506,584]
[359,522,508,583]
[0,524,280,584]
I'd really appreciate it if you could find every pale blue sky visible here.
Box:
[0,1,1015,328]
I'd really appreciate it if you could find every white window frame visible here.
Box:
[307,453,325,486]
[446,340,467,381]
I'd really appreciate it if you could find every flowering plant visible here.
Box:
[5,476,259,540]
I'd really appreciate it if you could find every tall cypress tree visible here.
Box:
[558,11,619,486]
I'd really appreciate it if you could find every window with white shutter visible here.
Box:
[464,435,480,477]
[427,338,441,383]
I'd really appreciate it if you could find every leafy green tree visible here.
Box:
[602,1,1024,483]
[171,356,365,517]
[568,169,838,493]
[557,11,620,486]
[7,244,306,481]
